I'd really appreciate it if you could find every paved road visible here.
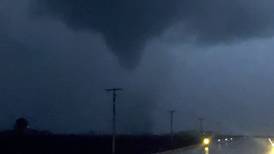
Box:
[156,138,274,154]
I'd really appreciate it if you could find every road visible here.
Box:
[156,138,274,154]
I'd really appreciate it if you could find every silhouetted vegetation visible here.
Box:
[0,119,199,154]
[14,118,29,135]
[0,133,199,154]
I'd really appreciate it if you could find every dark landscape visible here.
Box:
[0,132,198,154]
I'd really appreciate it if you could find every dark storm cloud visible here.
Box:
[0,0,168,133]
[34,0,274,68]
[2,0,274,135]
[33,0,179,69]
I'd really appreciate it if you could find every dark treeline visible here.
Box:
[0,134,199,154]
[0,118,199,154]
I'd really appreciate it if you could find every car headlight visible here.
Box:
[203,138,211,146]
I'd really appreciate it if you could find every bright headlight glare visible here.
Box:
[203,138,210,145]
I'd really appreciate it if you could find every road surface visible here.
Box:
[156,138,274,154]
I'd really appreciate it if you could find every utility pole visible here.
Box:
[216,122,222,135]
[105,88,123,154]
[198,118,205,134]
[169,110,175,144]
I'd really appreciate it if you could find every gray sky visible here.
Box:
[1,0,274,135]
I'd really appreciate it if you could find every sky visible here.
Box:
[1,0,274,135]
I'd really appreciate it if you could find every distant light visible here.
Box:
[203,138,211,145]
[217,139,221,142]
[269,147,274,154]
[225,138,228,141]
[204,146,209,151]
[204,146,209,154]
[268,138,274,147]
[230,138,233,141]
